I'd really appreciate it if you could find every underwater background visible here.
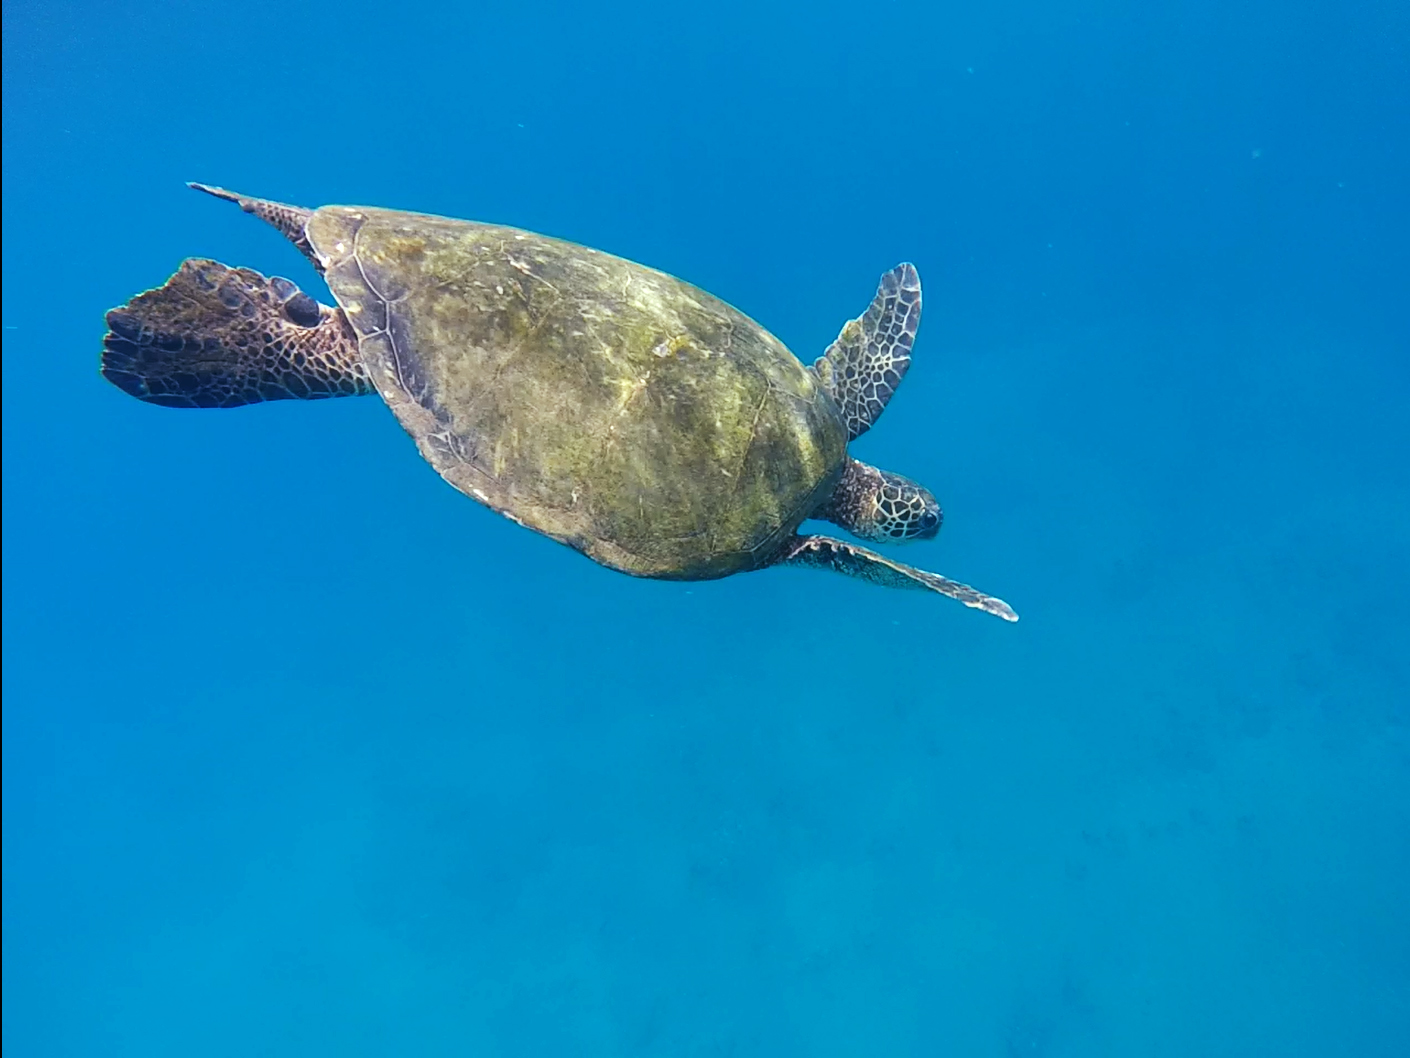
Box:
[3,0,1407,1054]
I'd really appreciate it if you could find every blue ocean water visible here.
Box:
[3,0,1407,1053]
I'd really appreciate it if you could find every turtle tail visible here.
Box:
[101,259,373,409]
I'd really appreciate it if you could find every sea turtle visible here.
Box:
[101,184,1017,621]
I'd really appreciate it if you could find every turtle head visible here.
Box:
[819,458,942,544]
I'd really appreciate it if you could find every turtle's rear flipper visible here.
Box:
[778,535,1018,621]
[101,259,372,409]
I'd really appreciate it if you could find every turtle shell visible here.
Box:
[306,206,847,579]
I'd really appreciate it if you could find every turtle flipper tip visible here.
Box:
[188,182,240,202]
[978,597,1019,622]
[185,185,318,264]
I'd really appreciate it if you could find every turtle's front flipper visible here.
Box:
[101,259,373,409]
[189,183,319,269]
[778,535,1017,621]
[811,263,921,441]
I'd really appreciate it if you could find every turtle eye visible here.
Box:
[920,509,940,533]
[282,291,322,328]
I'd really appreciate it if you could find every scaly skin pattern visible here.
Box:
[101,259,371,408]
[818,457,941,542]
[307,207,848,579]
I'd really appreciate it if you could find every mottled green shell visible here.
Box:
[305,207,847,579]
